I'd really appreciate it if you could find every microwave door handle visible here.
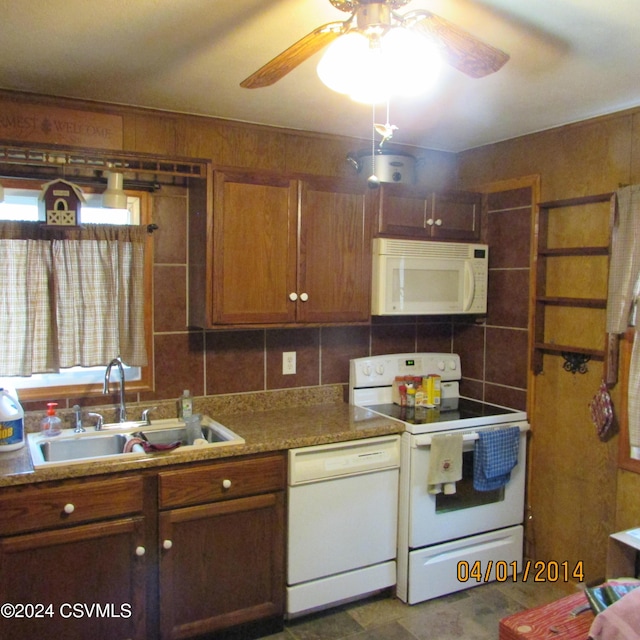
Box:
[463,262,475,312]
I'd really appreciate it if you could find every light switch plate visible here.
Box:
[283,351,296,375]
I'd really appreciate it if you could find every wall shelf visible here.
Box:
[539,247,609,257]
[532,192,617,381]
[536,297,606,308]
[534,342,605,359]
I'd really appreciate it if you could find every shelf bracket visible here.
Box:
[561,352,591,374]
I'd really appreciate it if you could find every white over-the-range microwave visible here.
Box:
[371,238,488,315]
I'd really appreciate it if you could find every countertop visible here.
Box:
[0,401,404,487]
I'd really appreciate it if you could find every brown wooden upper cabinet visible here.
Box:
[297,176,373,323]
[376,184,482,241]
[201,171,372,327]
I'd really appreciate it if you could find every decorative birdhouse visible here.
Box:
[38,179,85,227]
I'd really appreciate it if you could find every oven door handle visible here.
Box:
[412,433,479,448]
[412,424,529,448]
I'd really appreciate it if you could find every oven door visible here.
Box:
[407,423,527,548]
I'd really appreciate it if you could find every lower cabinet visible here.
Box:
[0,476,147,640]
[158,493,285,639]
[0,453,286,640]
[157,454,286,640]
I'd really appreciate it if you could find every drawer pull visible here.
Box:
[222,479,232,490]
[135,546,146,557]
[162,539,173,550]
[63,503,75,515]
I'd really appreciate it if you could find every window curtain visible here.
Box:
[606,184,640,454]
[0,222,147,376]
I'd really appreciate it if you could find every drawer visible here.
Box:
[0,475,144,536]
[159,454,286,509]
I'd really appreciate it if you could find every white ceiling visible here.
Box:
[1,0,639,152]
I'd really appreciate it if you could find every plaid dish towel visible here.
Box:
[473,426,520,491]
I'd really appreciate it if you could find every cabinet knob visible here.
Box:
[63,503,75,515]
[222,479,232,490]
[135,546,146,557]
[300,292,309,302]
[162,539,173,550]
[426,218,434,226]
[289,292,298,301]
[434,218,443,226]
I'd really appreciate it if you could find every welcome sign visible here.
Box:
[0,100,123,150]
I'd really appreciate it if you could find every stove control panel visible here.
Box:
[350,353,461,389]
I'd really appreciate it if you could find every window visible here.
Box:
[0,187,139,224]
[0,180,153,400]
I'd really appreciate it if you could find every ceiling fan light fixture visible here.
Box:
[317,31,370,95]
[381,28,442,97]
[317,26,442,104]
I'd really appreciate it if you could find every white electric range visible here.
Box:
[349,353,529,604]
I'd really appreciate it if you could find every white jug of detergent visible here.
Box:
[0,388,25,452]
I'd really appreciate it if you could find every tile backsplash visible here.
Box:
[22,185,532,416]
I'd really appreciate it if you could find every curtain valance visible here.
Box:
[0,222,147,376]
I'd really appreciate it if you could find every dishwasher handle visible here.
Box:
[288,435,400,485]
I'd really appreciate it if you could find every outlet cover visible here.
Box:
[283,351,296,375]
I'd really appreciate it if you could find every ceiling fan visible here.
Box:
[240,0,510,90]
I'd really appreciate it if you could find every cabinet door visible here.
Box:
[377,183,432,237]
[212,171,298,324]
[298,177,373,323]
[0,517,146,640]
[159,492,285,640]
[430,190,482,241]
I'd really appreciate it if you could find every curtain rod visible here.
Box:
[0,170,162,192]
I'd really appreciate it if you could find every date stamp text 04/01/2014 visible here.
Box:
[457,560,585,584]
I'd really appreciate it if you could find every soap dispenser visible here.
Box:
[179,390,193,419]
[41,402,62,437]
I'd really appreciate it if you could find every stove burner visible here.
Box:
[368,398,520,426]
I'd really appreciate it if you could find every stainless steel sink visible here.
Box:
[28,416,245,468]
[140,423,236,446]
[39,433,128,463]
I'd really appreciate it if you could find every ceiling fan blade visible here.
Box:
[240,22,345,88]
[411,11,509,78]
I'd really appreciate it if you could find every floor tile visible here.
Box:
[349,620,420,640]
[261,630,296,640]
[398,598,494,640]
[493,576,572,609]
[345,593,410,629]
[286,607,365,640]
[273,579,574,640]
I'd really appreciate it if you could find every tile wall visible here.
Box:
[142,185,533,410]
[455,187,533,410]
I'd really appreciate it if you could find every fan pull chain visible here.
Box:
[386,99,391,134]
[368,101,380,189]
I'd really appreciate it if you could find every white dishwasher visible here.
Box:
[286,435,401,617]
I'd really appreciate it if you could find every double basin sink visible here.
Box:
[28,417,245,468]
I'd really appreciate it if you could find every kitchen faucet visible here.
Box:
[103,356,127,422]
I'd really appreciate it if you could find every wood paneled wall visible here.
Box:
[457,109,640,584]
